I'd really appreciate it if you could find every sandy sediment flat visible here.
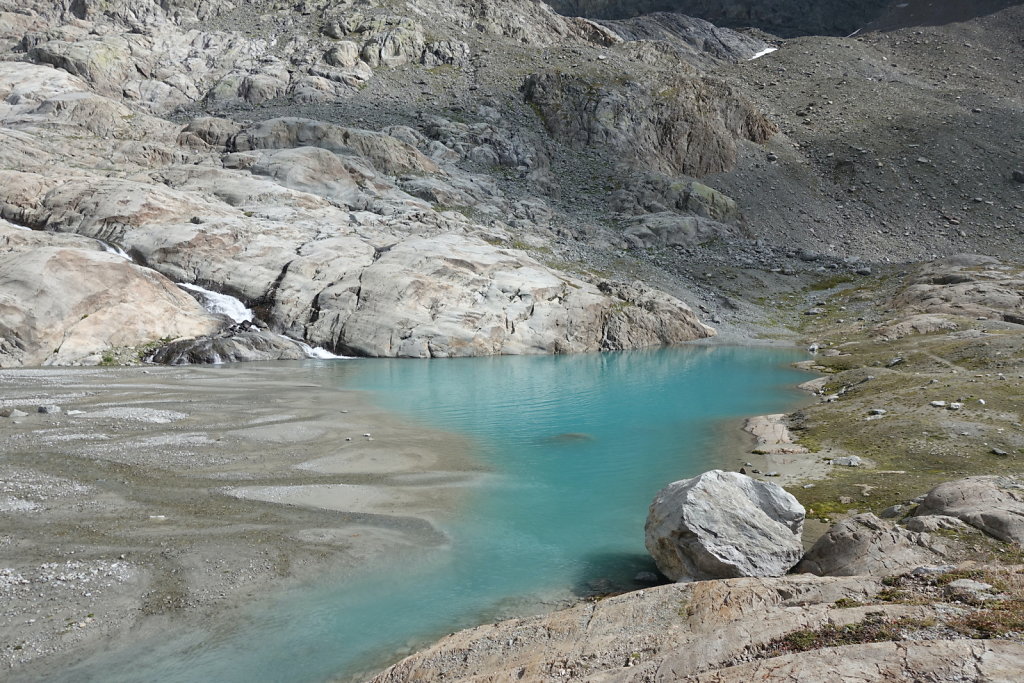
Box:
[0,362,477,679]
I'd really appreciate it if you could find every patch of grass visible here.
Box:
[951,607,1024,638]
[809,274,857,292]
[833,597,864,608]
[767,615,936,655]
[874,588,928,605]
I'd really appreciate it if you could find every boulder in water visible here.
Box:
[644,470,805,581]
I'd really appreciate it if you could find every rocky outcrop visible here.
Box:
[596,12,771,66]
[796,513,948,577]
[645,470,804,581]
[0,224,221,367]
[546,0,890,37]
[893,256,1024,321]
[373,574,1024,681]
[744,414,809,455]
[872,314,960,341]
[0,48,716,364]
[523,71,775,177]
[146,328,308,364]
[687,640,1024,682]
[914,476,1024,544]
[623,213,737,250]
[369,573,899,681]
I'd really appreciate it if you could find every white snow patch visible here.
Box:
[749,47,779,61]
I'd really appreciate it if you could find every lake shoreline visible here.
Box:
[0,362,478,681]
[1,346,812,682]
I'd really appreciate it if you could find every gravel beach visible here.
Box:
[0,362,478,678]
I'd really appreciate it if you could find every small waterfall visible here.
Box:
[177,283,254,324]
[96,239,133,260]
[283,336,350,360]
[177,284,348,360]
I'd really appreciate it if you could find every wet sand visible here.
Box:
[0,362,478,679]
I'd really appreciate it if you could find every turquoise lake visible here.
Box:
[56,346,808,682]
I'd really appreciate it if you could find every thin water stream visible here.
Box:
[55,346,807,682]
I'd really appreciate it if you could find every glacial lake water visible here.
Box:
[55,346,808,682]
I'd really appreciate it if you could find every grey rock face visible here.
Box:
[909,518,970,532]
[546,0,889,37]
[522,71,774,177]
[623,213,737,250]
[596,12,771,66]
[894,257,1024,321]
[914,476,1024,544]
[796,513,947,577]
[146,329,309,365]
[0,224,222,367]
[645,470,805,581]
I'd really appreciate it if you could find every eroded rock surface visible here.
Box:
[914,476,1024,544]
[0,224,220,366]
[371,574,884,682]
[796,513,948,577]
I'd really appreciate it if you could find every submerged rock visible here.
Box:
[644,470,804,581]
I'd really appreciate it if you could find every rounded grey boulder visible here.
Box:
[645,470,805,581]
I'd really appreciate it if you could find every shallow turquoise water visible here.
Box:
[56,346,807,682]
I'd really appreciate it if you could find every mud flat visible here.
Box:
[0,362,477,679]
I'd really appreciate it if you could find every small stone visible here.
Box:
[766,152,779,162]
[911,564,955,576]
[880,504,905,518]
[1013,170,1024,183]
[886,357,904,367]
[832,456,863,467]
[945,578,994,598]
[868,408,887,416]
[37,405,61,414]
[930,401,947,408]
[803,484,815,489]
[947,402,964,411]
[0,407,28,418]
[855,267,872,276]
[992,448,1009,456]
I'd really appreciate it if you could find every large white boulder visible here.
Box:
[645,470,805,581]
